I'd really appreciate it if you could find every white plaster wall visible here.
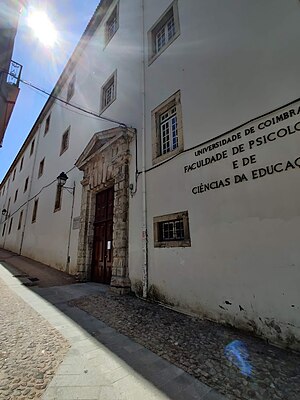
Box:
[1,0,144,274]
[129,0,300,347]
[0,132,37,253]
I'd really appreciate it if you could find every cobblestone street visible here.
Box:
[72,292,300,400]
[0,278,70,399]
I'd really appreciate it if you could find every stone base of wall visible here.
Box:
[110,276,131,294]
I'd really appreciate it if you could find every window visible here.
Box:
[105,4,119,45]
[148,0,180,64]
[54,184,62,212]
[44,114,51,135]
[152,90,183,164]
[20,156,24,171]
[32,199,38,223]
[38,158,45,178]
[8,218,13,235]
[13,169,16,181]
[67,75,75,102]
[18,210,23,230]
[60,127,70,155]
[30,139,35,156]
[14,189,18,203]
[101,71,116,112]
[24,177,29,193]
[154,211,191,248]
[2,223,6,237]
[7,198,11,212]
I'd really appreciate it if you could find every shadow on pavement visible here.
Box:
[0,247,221,400]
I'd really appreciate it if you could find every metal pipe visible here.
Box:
[141,0,148,298]
[66,182,75,274]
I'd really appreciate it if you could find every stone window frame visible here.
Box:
[18,210,23,230]
[148,0,180,65]
[20,156,24,171]
[100,70,117,113]
[24,176,29,193]
[44,113,51,136]
[30,139,35,157]
[32,198,39,224]
[8,217,13,235]
[105,2,119,46]
[152,90,183,165]
[38,158,45,178]
[153,211,191,248]
[67,75,76,102]
[60,127,70,156]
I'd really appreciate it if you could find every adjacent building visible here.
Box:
[0,0,24,147]
[1,0,300,349]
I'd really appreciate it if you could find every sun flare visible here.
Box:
[27,9,58,48]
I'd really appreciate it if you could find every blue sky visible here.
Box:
[0,0,100,181]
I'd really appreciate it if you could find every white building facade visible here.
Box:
[1,0,300,349]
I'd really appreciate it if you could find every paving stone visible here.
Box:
[0,276,70,399]
[71,291,300,400]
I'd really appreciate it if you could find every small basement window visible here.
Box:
[154,211,191,248]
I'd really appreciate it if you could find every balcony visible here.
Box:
[0,60,22,147]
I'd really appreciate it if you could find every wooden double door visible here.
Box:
[91,187,114,284]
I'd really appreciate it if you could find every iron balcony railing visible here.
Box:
[6,60,23,87]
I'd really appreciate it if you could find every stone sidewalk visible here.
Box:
[0,257,225,400]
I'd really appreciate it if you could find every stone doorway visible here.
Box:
[91,186,114,284]
[75,127,132,293]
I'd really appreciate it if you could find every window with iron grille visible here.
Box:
[101,71,116,112]
[152,90,183,164]
[105,4,119,45]
[60,127,70,155]
[160,219,184,241]
[44,114,51,135]
[148,0,180,64]
[67,75,75,102]
[32,199,38,223]
[154,211,191,248]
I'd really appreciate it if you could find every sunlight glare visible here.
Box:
[27,9,58,48]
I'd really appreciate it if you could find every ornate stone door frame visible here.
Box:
[75,127,132,293]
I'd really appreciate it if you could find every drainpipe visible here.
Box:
[141,0,148,298]
[66,182,75,274]
[19,122,42,254]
